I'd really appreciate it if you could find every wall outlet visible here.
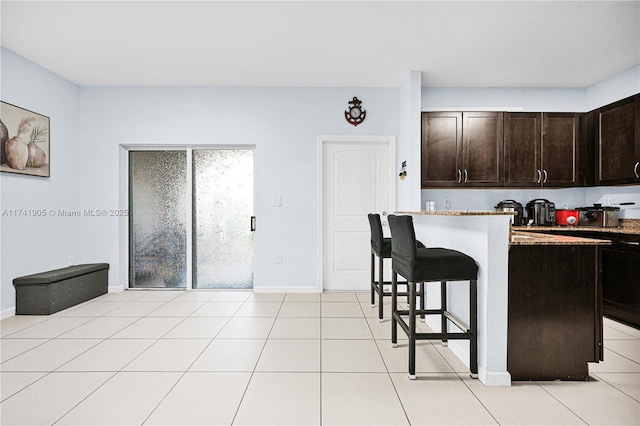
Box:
[68,256,75,266]
[275,253,282,264]
[443,197,451,210]
[272,196,282,207]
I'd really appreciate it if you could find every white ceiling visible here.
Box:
[1,0,639,88]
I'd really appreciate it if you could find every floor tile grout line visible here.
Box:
[50,370,120,426]
[229,296,284,425]
[589,372,640,404]
[0,337,53,365]
[4,290,640,425]
[0,369,53,404]
[535,380,591,426]
[456,371,502,426]
[362,294,413,426]
[2,315,97,339]
[53,293,225,425]
[603,322,640,339]
[115,313,227,373]
[601,346,640,367]
[1,317,49,338]
[140,370,189,425]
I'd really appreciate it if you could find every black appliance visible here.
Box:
[495,199,526,226]
[526,199,556,226]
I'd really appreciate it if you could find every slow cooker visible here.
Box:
[555,209,580,226]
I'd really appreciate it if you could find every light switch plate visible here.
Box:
[272,196,282,207]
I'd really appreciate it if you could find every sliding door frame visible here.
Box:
[119,144,256,290]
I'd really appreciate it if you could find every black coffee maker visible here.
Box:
[525,199,556,226]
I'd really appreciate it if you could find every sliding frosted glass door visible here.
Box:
[128,148,253,289]
[129,151,188,288]
[193,149,254,289]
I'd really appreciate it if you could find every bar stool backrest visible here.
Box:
[367,213,384,256]
[387,214,419,281]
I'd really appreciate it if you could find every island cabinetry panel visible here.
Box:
[525,229,640,329]
[597,94,640,185]
[421,112,503,188]
[504,113,579,187]
[508,245,602,380]
[601,234,640,328]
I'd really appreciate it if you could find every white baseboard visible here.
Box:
[1,306,16,320]
[109,285,125,293]
[479,368,512,387]
[254,286,319,293]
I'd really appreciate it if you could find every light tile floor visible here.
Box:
[1,290,639,425]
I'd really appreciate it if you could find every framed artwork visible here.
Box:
[1,101,50,178]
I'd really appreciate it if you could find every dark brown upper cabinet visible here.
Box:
[597,94,640,185]
[542,113,580,186]
[421,112,503,188]
[504,112,579,187]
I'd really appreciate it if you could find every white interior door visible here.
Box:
[322,138,393,291]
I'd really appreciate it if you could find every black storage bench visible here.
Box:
[13,263,109,315]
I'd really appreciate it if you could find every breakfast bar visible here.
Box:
[396,210,515,386]
[395,210,611,385]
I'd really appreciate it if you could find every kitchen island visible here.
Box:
[396,210,515,386]
[395,211,610,385]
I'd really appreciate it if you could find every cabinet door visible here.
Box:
[462,112,504,187]
[602,234,640,329]
[542,113,579,187]
[598,96,638,184]
[421,112,463,188]
[504,113,541,187]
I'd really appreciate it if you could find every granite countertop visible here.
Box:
[396,210,516,216]
[514,219,640,236]
[510,231,612,246]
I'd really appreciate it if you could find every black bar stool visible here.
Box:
[387,214,478,380]
[367,213,425,322]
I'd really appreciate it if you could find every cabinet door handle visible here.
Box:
[543,169,548,184]
[457,169,462,183]
[250,216,256,231]
[463,169,468,183]
[634,161,640,179]
[536,169,542,184]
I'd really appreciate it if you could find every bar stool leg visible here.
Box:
[441,281,448,347]
[470,279,478,378]
[378,255,384,322]
[391,271,398,347]
[408,280,417,380]
[419,282,425,322]
[370,253,376,307]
